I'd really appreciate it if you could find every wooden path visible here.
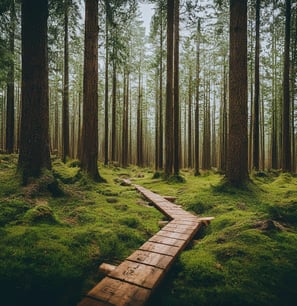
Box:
[78,181,213,306]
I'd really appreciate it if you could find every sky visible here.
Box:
[139,3,154,35]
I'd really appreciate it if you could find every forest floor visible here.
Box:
[0,154,297,306]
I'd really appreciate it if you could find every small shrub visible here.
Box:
[119,216,140,228]
[152,171,162,179]
[24,204,58,224]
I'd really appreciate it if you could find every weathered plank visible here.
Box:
[108,260,164,289]
[87,277,151,306]
[127,250,174,269]
[78,296,111,306]
[149,234,187,247]
[139,241,180,257]
[157,230,190,241]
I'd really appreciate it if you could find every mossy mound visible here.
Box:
[24,204,58,224]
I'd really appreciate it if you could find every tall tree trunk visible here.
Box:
[271,5,278,169]
[226,0,249,185]
[165,0,174,176]
[194,19,200,176]
[18,0,51,182]
[137,71,143,167]
[220,58,228,172]
[282,0,291,172]
[104,8,109,165]
[121,70,129,168]
[202,78,211,170]
[212,95,217,167]
[54,100,59,151]
[291,8,297,172]
[111,58,117,162]
[80,0,102,181]
[158,6,164,170]
[188,67,192,168]
[6,0,15,154]
[173,0,180,176]
[62,0,69,163]
[253,0,260,170]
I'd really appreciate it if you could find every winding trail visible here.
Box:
[78,180,213,306]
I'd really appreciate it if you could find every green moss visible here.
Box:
[0,199,30,226]
[24,204,59,224]
[1,157,297,306]
[53,160,81,184]
[119,216,140,228]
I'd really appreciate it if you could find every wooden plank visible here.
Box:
[88,277,151,306]
[170,220,200,226]
[161,225,197,235]
[149,234,187,247]
[139,241,180,257]
[108,260,164,289]
[127,250,174,269]
[157,230,189,241]
[99,263,117,275]
[78,296,111,306]
[162,223,198,230]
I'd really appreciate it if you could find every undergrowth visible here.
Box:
[0,155,162,306]
[1,155,297,306]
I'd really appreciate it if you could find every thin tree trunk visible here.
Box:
[173,0,180,176]
[188,67,192,168]
[282,0,291,172]
[158,6,164,170]
[253,0,260,170]
[111,58,117,162]
[194,19,200,176]
[165,0,174,176]
[104,8,109,165]
[137,70,143,167]
[6,0,15,154]
[62,0,69,163]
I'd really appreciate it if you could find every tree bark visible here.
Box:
[194,19,200,176]
[6,0,15,154]
[62,0,69,163]
[80,0,102,181]
[18,0,51,182]
[173,0,180,176]
[226,0,249,185]
[111,58,117,162]
[282,0,291,172]
[104,7,109,165]
[188,67,192,168]
[165,0,174,176]
[158,5,164,170]
[252,0,260,170]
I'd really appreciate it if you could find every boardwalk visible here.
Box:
[78,182,213,306]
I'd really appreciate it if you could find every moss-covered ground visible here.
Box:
[0,155,296,306]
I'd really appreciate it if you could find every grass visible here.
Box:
[0,156,297,305]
